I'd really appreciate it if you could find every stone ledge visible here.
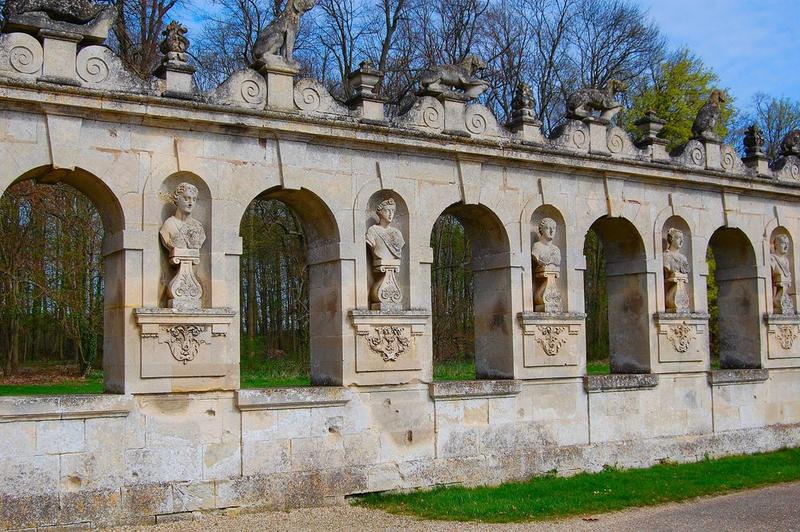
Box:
[707,369,769,385]
[583,374,659,393]
[236,387,352,411]
[428,380,521,400]
[0,394,133,423]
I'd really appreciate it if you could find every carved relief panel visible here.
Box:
[765,316,800,360]
[518,313,585,378]
[654,313,708,366]
[350,310,429,374]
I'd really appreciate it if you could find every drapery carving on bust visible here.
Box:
[161,183,206,311]
[532,217,562,313]
[663,227,690,313]
[366,198,405,311]
[771,234,794,315]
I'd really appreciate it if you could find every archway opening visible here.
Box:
[0,177,107,392]
[430,203,513,380]
[584,217,650,374]
[707,227,761,369]
[239,187,341,387]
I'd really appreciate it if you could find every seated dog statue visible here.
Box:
[252,0,316,71]
[566,79,627,123]
[419,55,489,99]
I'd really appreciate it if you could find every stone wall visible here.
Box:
[1,373,799,528]
[1,11,800,529]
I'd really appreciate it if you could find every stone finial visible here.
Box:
[159,21,190,64]
[366,198,405,311]
[743,124,765,157]
[346,61,387,122]
[779,130,800,158]
[565,79,627,124]
[252,0,316,72]
[771,234,794,315]
[691,89,726,142]
[2,0,116,44]
[635,110,666,139]
[160,183,206,311]
[511,82,535,120]
[418,55,489,100]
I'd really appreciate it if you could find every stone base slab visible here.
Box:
[2,422,798,529]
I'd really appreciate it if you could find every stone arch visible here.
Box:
[430,201,513,379]
[364,190,410,309]
[530,204,568,311]
[585,216,651,373]
[707,226,761,368]
[239,186,344,385]
[1,164,128,391]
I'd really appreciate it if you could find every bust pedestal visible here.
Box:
[370,258,402,311]
[772,270,794,315]
[765,314,800,365]
[167,248,202,311]
[518,312,585,379]
[665,271,690,313]
[534,265,562,313]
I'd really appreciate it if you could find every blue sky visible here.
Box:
[637,0,799,107]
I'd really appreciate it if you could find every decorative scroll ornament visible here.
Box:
[667,322,695,353]
[775,325,798,351]
[366,326,410,361]
[535,325,567,356]
[161,325,209,364]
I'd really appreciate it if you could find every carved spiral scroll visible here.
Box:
[690,145,704,166]
[295,85,322,112]
[721,146,736,172]
[607,131,625,154]
[572,129,587,149]
[422,105,441,129]
[465,107,488,135]
[791,163,800,181]
[2,33,42,75]
[77,55,110,84]
[240,78,264,104]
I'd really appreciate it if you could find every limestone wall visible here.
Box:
[1,373,799,528]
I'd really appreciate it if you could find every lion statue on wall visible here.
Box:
[566,79,628,123]
[419,55,489,99]
[252,0,316,70]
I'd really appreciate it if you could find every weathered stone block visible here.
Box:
[36,419,85,454]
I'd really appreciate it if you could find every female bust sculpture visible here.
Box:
[366,198,405,310]
[663,228,690,275]
[532,218,561,269]
[771,234,794,314]
[366,198,404,264]
[160,183,206,252]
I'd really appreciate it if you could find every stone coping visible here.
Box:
[236,387,353,411]
[583,374,659,393]
[707,369,769,385]
[428,380,521,400]
[0,394,133,423]
[653,312,711,320]
[764,313,800,323]
[518,311,587,321]
[134,307,236,317]
[349,309,430,318]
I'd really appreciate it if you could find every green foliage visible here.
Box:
[357,448,800,523]
[624,49,735,151]
[706,247,720,363]
[433,360,476,381]
[583,229,608,361]
[586,360,610,375]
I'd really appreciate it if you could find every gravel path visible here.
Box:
[115,481,800,531]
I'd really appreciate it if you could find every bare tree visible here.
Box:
[731,93,800,159]
[112,0,183,79]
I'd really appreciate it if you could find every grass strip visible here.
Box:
[356,448,800,523]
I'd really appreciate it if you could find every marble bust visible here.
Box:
[663,227,690,313]
[366,198,404,310]
[771,234,794,314]
[663,228,690,275]
[161,183,205,310]
[532,217,562,313]
[532,218,561,269]
[160,182,206,252]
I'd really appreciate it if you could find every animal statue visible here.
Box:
[691,89,726,141]
[566,79,627,123]
[252,0,317,70]
[3,0,105,24]
[780,130,800,157]
[419,55,489,99]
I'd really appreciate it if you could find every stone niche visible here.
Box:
[654,312,709,369]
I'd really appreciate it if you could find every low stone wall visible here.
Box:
[1,369,799,529]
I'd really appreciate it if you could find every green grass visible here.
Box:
[433,359,476,381]
[0,370,103,396]
[356,448,800,523]
[240,358,311,388]
[587,359,610,375]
